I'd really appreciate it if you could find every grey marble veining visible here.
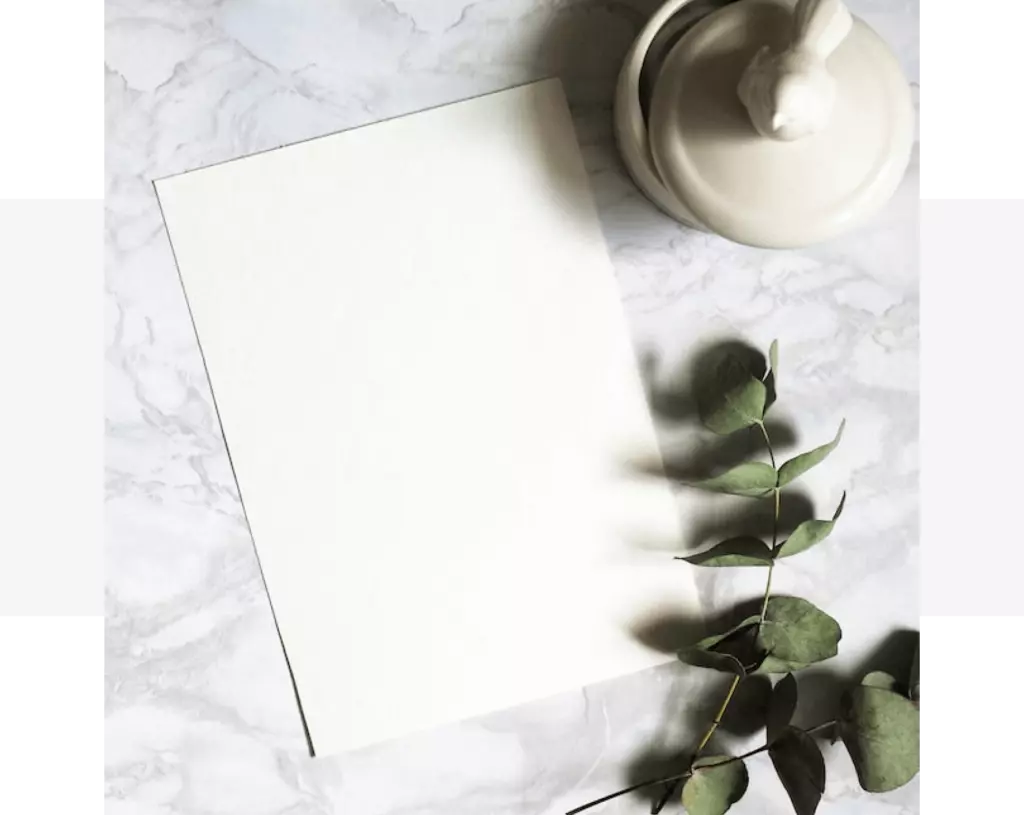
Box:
[105,1,919,813]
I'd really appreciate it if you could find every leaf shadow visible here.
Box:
[634,337,797,481]
[640,338,772,425]
[620,598,771,812]
[632,420,797,484]
[683,488,816,551]
[789,628,921,732]
[629,597,763,654]
[613,616,919,813]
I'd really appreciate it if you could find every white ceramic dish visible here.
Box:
[614,0,731,229]
[614,0,914,249]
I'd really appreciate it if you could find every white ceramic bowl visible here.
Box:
[613,0,736,230]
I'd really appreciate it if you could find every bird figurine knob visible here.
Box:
[737,0,853,141]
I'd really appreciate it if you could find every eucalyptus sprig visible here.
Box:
[567,341,919,815]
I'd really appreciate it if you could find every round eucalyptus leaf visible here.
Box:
[757,597,842,667]
[766,673,798,742]
[908,643,920,702]
[769,726,826,815]
[756,654,809,675]
[861,671,899,693]
[682,756,749,815]
[697,354,768,435]
[840,685,920,792]
[679,615,761,676]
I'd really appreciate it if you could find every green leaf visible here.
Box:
[908,643,920,702]
[776,493,846,558]
[697,355,768,435]
[690,462,777,497]
[682,756,749,815]
[861,671,899,693]
[777,420,845,487]
[681,537,773,567]
[757,597,842,668]
[756,654,810,675]
[764,340,779,414]
[766,673,798,743]
[679,615,761,676]
[769,726,826,815]
[840,685,920,792]
[679,649,748,676]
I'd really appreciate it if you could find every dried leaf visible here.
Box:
[764,340,779,413]
[756,597,842,668]
[757,654,810,675]
[778,421,845,487]
[766,673,798,743]
[682,537,773,567]
[682,756,749,815]
[690,462,777,498]
[840,685,920,792]
[908,642,920,702]
[776,494,846,558]
[769,726,826,815]
[861,671,899,693]
[678,615,761,677]
[697,355,768,435]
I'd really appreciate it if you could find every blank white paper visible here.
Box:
[155,79,701,757]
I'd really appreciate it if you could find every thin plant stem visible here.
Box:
[650,422,782,815]
[759,487,781,624]
[757,421,780,625]
[564,774,692,815]
[565,721,837,815]
[758,421,777,469]
[647,672,745,813]
[694,673,741,757]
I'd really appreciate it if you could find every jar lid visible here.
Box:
[647,0,913,248]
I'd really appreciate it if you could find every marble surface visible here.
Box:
[104,1,920,813]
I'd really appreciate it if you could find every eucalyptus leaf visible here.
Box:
[697,355,768,435]
[756,654,810,675]
[691,462,777,498]
[764,340,779,414]
[681,537,773,567]
[777,420,846,487]
[682,756,749,815]
[679,649,749,676]
[766,673,799,743]
[840,685,920,792]
[679,615,761,676]
[769,726,826,815]
[908,643,920,702]
[756,597,842,668]
[776,493,846,558]
[861,671,899,693]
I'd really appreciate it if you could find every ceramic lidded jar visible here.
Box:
[614,0,914,249]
